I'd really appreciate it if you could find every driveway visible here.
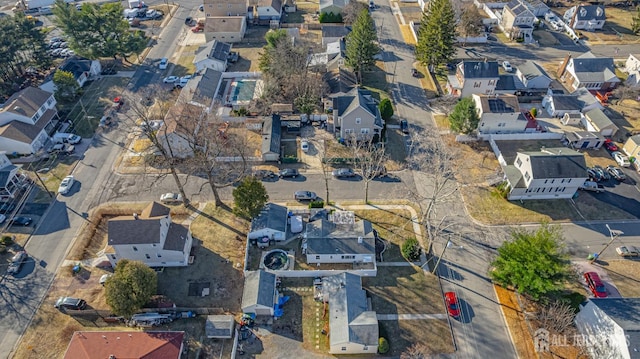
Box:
[574,261,623,298]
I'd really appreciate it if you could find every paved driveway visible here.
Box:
[574,261,623,298]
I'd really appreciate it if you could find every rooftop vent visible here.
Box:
[133,213,139,220]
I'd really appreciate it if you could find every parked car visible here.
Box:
[579,180,604,193]
[400,119,409,134]
[55,297,87,310]
[163,76,178,84]
[301,140,309,153]
[279,168,299,178]
[411,68,419,77]
[615,246,640,258]
[604,139,618,152]
[159,192,183,205]
[252,170,276,180]
[0,202,16,214]
[332,168,356,178]
[198,4,204,11]
[593,165,609,180]
[185,16,194,25]
[158,57,168,70]
[57,175,75,195]
[584,272,607,298]
[294,191,317,201]
[587,168,602,182]
[99,273,113,285]
[606,165,626,181]
[502,61,513,72]
[444,292,460,318]
[7,251,28,275]
[612,151,631,167]
[10,217,32,226]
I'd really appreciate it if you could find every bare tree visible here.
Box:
[536,301,576,334]
[401,343,435,359]
[316,139,334,205]
[342,1,369,25]
[612,85,640,102]
[350,137,388,203]
[429,95,459,116]
[458,4,484,45]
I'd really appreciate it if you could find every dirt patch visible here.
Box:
[597,260,640,297]
[495,285,538,359]
[353,209,415,262]
[379,318,453,356]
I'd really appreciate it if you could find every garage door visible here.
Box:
[255,307,272,316]
[600,129,613,137]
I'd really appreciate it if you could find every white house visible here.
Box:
[447,60,500,98]
[504,147,588,200]
[304,211,375,265]
[582,108,618,137]
[575,298,640,359]
[473,94,528,134]
[193,40,231,73]
[516,61,552,90]
[542,93,583,117]
[0,87,58,154]
[319,0,349,15]
[204,16,247,44]
[241,270,278,316]
[526,0,549,17]
[0,153,29,200]
[255,0,282,20]
[261,115,281,162]
[557,52,620,93]
[324,273,379,354]
[573,87,605,113]
[332,87,384,141]
[248,203,288,241]
[106,202,193,267]
[321,25,351,47]
[40,56,101,93]
[500,0,536,43]
[563,131,603,150]
[624,53,640,87]
[564,5,605,31]
[622,134,640,159]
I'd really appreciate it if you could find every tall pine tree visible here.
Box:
[345,9,380,83]
[415,0,457,73]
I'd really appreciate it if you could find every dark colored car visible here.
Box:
[332,168,356,178]
[411,68,419,77]
[10,217,32,226]
[400,119,409,134]
[279,168,299,178]
[55,297,87,311]
[185,16,193,25]
[593,165,610,180]
[7,251,28,275]
[584,272,607,298]
[444,292,460,318]
[604,139,618,152]
[0,202,16,214]
[363,165,387,178]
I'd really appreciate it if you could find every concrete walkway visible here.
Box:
[377,313,447,320]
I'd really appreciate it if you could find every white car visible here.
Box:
[612,151,631,167]
[160,192,183,204]
[301,140,309,152]
[163,76,178,84]
[58,175,75,195]
[158,57,168,70]
[502,61,513,72]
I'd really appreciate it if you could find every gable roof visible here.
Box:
[258,0,282,10]
[179,68,223,106]
[573,5,605,21]
[587,298,640,331]
[570,53,619,83]
[194,40,231,65]
[495,74,525,91]
[250,202,288,233]
[0,108,56,143]
[476,94,520,113]
[242,270,277,309]
[0,87,52,118]
[142,201,171,218]
[584,108,616,130]
[572,87,601,108]
[518,60,551,81]
[164,223,189,251]
[0,165,17,187]
[261,114,281,155]
[305,219,376,256]
[324,273,378,348]
[333,88,383,127]
[320,0,349,9]
[59,56,93,80]
[108,202,171,246]
[205,16,245,33]
[205,315,235,338]
[460,61,499,79]
[322,25,351,38]
[549,94,583,111]
[324,68,357,95]
[506,0,535,17]
[63,331,184,359]
[520,147,587,179]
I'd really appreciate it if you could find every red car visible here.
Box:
[444,292,460,318]
[604,139,618,152]
[584,272,607,298]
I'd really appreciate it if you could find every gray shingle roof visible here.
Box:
[108,202,171,246]
[241,270,277,310]
[584,108,615,130]
[520,148,587,179]
[506,0,534,17]
[194,40,231,65]
[574,5,605,21]
[164,223,189,251]
[305,219,376,256]
[0,108,56,143]
[180,68,222,106]
[261,115,281,155]
[571,54,618,83]
[333,88,383,128]
[588,298,640,331]
[60,56,92,80]
[495,75,524,91]
[572,87,602,108]
[476,94,520,113]
[461,61,499,79]
[324,273,378,348]
[205,315,235,338]
[518,61,550,81]
[250,203,288,233]
[322,26,351,38]
[325,68,357,95]
[320,0,349,9]
[550,95,583,111]
[1,87,52,118]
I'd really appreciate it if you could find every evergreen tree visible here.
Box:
[448,97,478,134]
[632,5,640,34]
[233,176,269,219]
[53,70,81,102]
[415,0,457,72]
[378,98,394,121]
[345,9,380,83]
[105,260,157,318]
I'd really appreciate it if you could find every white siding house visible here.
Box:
[241,270,278,316]
[193,40,231,73]
[515,61,552,90]
[0,153,29,200]
[564,5,605,31]
[40,56,101,93]
[504,147,588,200]
[107,202,193,267]
[473,94,528,134]
[248,203,288,241]
[624,53,640,87]
[447,61,500,98]
[255,0,282,20]
[623,135,640,159]
[582,108,618,137]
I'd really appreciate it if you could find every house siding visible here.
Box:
[0,130,48,154]
[339,106,377,140]
[623,136,640,158]
[202,0,248,17]
[459,78,498,98]
[330,342,377,355]
[574,301,630,359]
[306,253,373,264]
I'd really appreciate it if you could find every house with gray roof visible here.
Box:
[500,0,536,43]
[261,114,281,162]
[494,74,525,95]
[40,56,101,94]
[473,94,529,134]
[106,201,193,267]
[515,61,552,90]
[204,16,247,44]
[503,147,588,200]
[205,315,235,339]
[582,108,618,137]
[0,86,58,154]
[321,25,351,46]
[255,0,282,20]
[309,38,347,70]
[447,60,500,98]
[557,52,620,92]
[177,68,223,108]
[332,87,383,141]
[242,270,278,316]
[575,298,640,359]
[193,40,231,72]
[542,93,583,117]
[564,5,605,31]
[563,130,603,150]
[323,273,378,354]
[304,211,375,264]
[624,53,640,87]
[319,0,349,16]
[248,203,288,241]
[324,68,357,96]
[526,0,549,17]
[0,153,28,201]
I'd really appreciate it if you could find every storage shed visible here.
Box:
[241,270,278,316]
[205,315,235,339]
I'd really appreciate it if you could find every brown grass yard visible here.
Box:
[598,260,640,297]
[353,209,416,262]
[379,319,454,356]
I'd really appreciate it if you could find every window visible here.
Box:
[47,97,53,106]
[488,80,496,86]
[133,246,138,251]
[355,117,361,124]
[524,172,531,181]
[316,255,320,260]
[145,254,150,259]
[544,179,548,184]
[474,81,481,88]
[516,158,522,167]
[33,112,41,122]
[228,3,232,7]
[342,347,347,351]
[157,254,162,258]
[345,129,353,134]
[361,128,370,134]
[341,255,355,260]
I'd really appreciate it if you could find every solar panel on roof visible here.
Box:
[488,99,514,113]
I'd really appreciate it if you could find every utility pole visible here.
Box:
[590,224,623,263]
[432,233,452,275]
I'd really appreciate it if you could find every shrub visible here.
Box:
[309,200,325,209]
[530,107,537,118]
[401,238,421,261]
[319,11,342,23]
[0,245,6,254]
[1,236,13,245]
[378,337,389,354]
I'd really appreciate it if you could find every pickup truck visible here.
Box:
[579,181,605,193]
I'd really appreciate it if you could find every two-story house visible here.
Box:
[107,201,194,267]
[204,16,247,43]
[500,0,536,43]
[202,0,248,17]
[0,87,58,154]
[332,87,383,141]
[0,153,29,200]
[564,5,605,31]
[504,147,588,200]
[473,94,529,134]
[557,52,620,93]
[624,53,640,87]
[447,60,500,98]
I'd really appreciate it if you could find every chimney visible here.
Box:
[133,213,139,220]
[557,53,571,79]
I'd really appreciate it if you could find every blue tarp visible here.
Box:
[273,296,290,318]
